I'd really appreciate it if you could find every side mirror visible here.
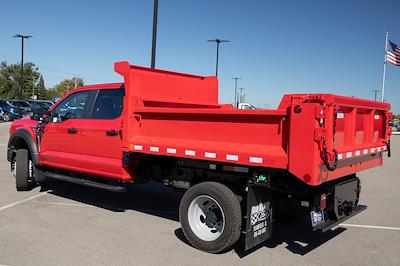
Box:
[30,105,49,121]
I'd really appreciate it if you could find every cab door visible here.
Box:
[77,88,125,179]
[39,90,95,170]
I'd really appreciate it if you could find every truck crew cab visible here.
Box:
[7,61,392,253]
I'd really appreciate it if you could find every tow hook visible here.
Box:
[338,200,354,216]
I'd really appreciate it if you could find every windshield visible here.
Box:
[39,102,51,109]
[6,101,18,107]
[11,101,30,107]
[18,101,31,107]
[9,101,21,107]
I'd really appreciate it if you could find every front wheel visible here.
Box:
[13,149,32,191]
[179,182,242,253]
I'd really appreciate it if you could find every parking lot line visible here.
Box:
[340,223,400,231]
[30,200,95,208]
[0,192,49,212]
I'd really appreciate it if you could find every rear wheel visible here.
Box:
[13,149,31,191]
[179,182,242,253]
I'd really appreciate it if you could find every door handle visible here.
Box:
[106,129,119,136]
[67,127,78,134]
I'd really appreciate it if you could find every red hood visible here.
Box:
[9,116,39,137]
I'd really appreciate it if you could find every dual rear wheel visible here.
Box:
[179,182,242,253]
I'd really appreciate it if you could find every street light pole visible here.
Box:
[207,39,229,76]
[32,77,35,99]
[151,0,158,69]
[14,34,31,99]
[232,77,241,108]
[238,87,245,104]
[372,89,380,101]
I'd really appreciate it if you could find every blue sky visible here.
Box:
[0,0,399,113]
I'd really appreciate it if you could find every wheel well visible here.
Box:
[9,137,31,160]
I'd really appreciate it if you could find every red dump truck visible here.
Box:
[7,61,392,253]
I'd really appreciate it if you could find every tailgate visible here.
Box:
[284,94,392,186]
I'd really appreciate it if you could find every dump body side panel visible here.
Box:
[128,108,288,169]
[115,61,289,173]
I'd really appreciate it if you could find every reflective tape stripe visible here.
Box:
[205,152,216,158]
[185,150,196,156]
[133,145,143,151]
[150,146,159,152]
[226,154,238,161]
[336,145,388,160]
[249,157,263,164]
[167,148,176,154]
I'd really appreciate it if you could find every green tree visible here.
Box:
[36,75,46,99]
[54,77,84,97]
[0,61,41,99]
[45,87,58,100]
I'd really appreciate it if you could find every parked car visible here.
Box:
[27,100,53,110]
[238,102,257,110]
[8,100,32,113]
[51,97,61,103]
[0,107,8,122]
[0,99,26,121]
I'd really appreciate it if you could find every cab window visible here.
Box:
[52,91,92,122]
[91,89,124,119]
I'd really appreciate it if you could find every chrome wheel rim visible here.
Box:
[187,195,225,241]
[11,160,16,178]
[3,113,10,122]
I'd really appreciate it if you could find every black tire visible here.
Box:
[15,149,30,191]
[179,182,242,253]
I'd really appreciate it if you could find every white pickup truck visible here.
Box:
[237,102,256,110]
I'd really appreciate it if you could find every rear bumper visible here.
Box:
[314,204,367,232]
[313,176,366,232]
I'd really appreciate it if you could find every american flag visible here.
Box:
[387,40,400,66]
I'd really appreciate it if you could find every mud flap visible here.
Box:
[244,182,274,251]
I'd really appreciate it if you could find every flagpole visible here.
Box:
[381,32,389,102]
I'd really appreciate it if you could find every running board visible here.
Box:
[44,172,127,192]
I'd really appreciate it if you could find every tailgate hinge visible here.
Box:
[315,105,326,119]
[315,105,327,126]
[315,124,338,171]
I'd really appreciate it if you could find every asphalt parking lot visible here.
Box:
[0,122,399,266]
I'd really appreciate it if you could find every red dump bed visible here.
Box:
[115,61,392,186]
